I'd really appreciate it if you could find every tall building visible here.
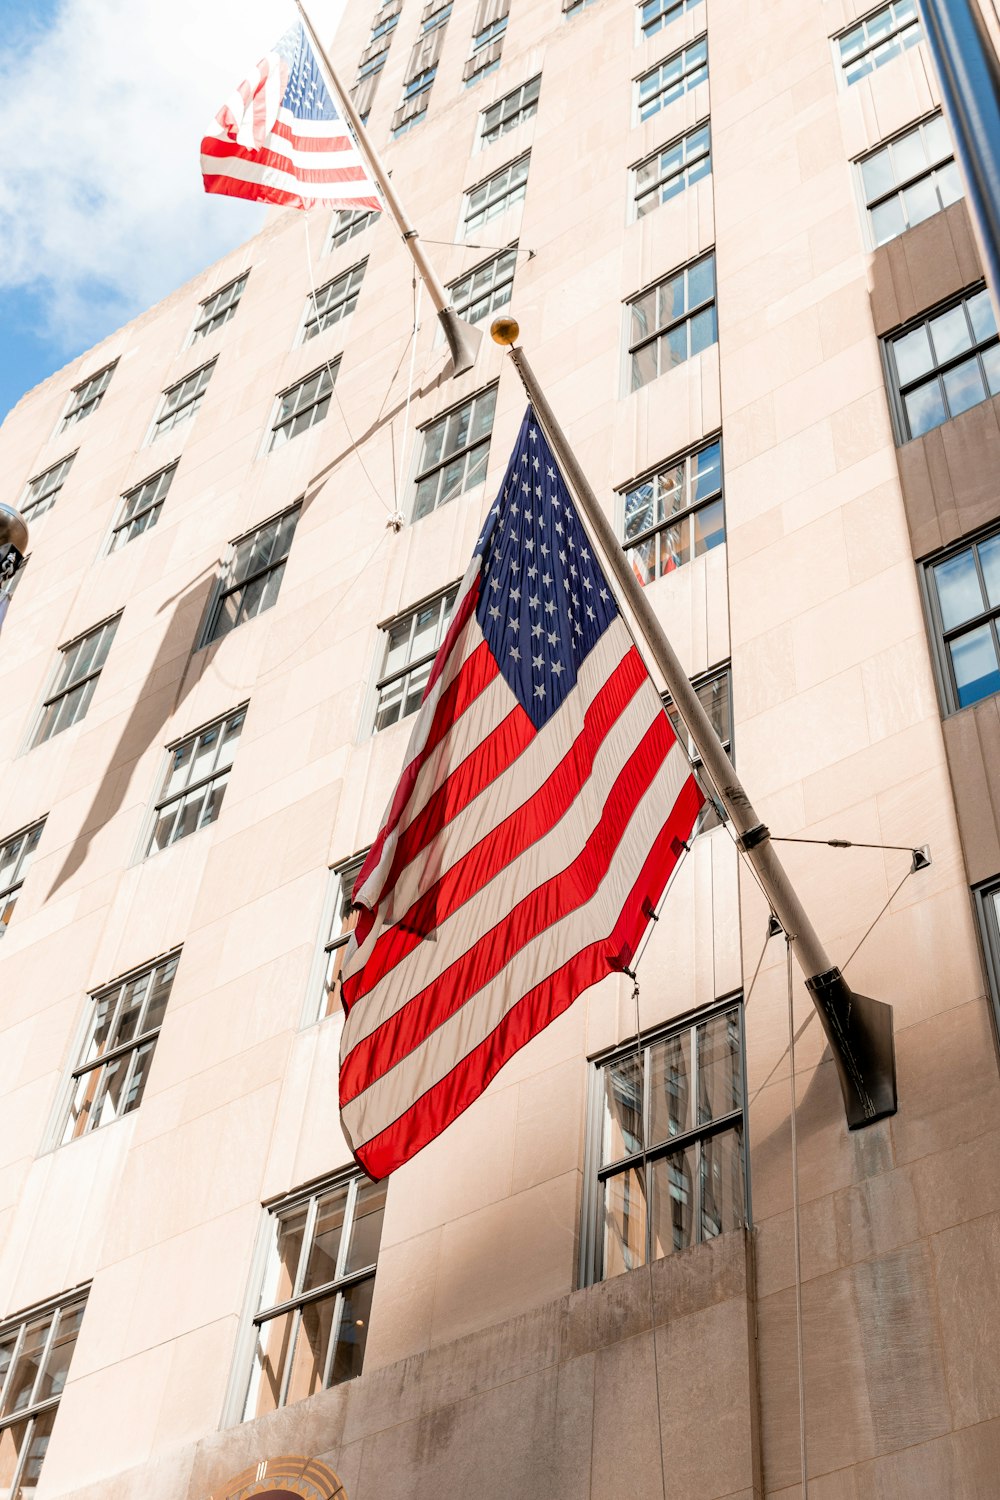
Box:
[1,0,1000,1494]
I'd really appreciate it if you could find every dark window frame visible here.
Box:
[30,615,122,748]
[580,995,750,1288]
[462,154,530,238]
[151,359,216,443]
[634,35,707,124]
[240,1168,386,1420]
[478,76,541,148]
[975,878,1000,1047]
[637,0,703,41]
[299,262,367,343]
[266,364,338,452]
[919,521,1000,714]
[411,385,498,521]
[448,244,519,326]
[882,283,1000,443]
[190,273,249,343]
[620,435,725,584]
[20,453,77,523]
[632,121,711,219]
[835,0,923,87]
[108,463,177,552]
[0,1286,90,1496]
[203,504,302,646]
[372,584,459,733]
[856,111,961,248]
[0,818,46,940]
[317,850,370,1021]
[328,208,378,251]
[145,705,247,856]
[60,362,117,431]
[625,250,718,392]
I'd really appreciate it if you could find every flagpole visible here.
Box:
[492,317,897,1132]
[294,0,483,376]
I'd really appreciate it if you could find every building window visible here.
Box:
[922,525,1000,711]
[190,273,249,343]
[151,360,216,442]
[464,16,507,85]
[563,0,598,19]
[357,51,387,81]
[300,262,366,343]
[627,251,717,392]
[583,1000,748,1285]
[241,1171,386,1420]
[31,616,121,748]
[885,286,999,441]
[448,246,518,326]
[976,879,1000,1038]
[663,661,732,831]
[371,10,399,41]
[146,707,246,855]
[373,586,458,732]
[19,454,76,523]
[638,0,703,41]
[393,67,437,135]
[0,819,45,939]
[0,1287,89,1497]
[633,122,711,219]
[317,851,369,1021]
[60,953,180,1143]
[423,2,453,30]
[60,362,116,431]
[462,155,530,238]
[108,463,177,552]
[328,208,377,251]
[622,437,723,583]
[204,506,301,645]
[478,76,540,148]
[267,366,337,452]
[859,113,962,248]
[837,0,923,86]
[635,36,707,124]
[412,387,497,520]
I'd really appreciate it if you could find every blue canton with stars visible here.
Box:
[474,408,619,730]
[274,23,341,122]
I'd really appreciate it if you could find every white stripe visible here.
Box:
[202,134,369,175]
[274,106,352,139]
[343,671,680,1051]
[342,747,694,1148]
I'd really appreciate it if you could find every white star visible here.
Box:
[545,599,556,616]
[547,629,558,646]
[532,653,544,670]
[547,465,556,480]
[551,659,564,676]
[521,453,529,465]
[533,455,540,471]
[489,605,500,620]
[524,537,534,552]
[529,427,538,441]
[542,571,552,588]
[531,621,543,638]
[572,592,579,607]
[535,486,543,499]
[567,536,575,551]
[534,683,546,700]
[529,594,539,609]
[511,560,520,574]
[510,502,519,517]
[582,576,592,591]
[581,547,590,562]
[540,542,550,558]
[559,549,567,564]
[508,616,520,631]
[510,645,521,662]
[490,577,500,592]
[510,587,521,602]
[555,521,564,536]
[527,565,538,580]
[574,620,583,635]
[599,587,609,602]
[521,481,530,494]
[570,564,578,579]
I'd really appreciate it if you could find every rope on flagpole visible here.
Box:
[786,935,810,1498]
[302,210,393,515]
[393,274,424,524]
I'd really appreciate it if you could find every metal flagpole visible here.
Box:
[491,317,897,1132]
[295,0,483,376]
[915,0,1000,321]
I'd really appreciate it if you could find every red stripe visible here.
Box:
[351,582,483,900]
[350,773,705,1179]
[272,118,354,152]
[349,647,651,1010]
[200,136,371,185]
[341,710,677,1105]
[201,170,380,213]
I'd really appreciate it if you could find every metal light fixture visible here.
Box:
[0,503,29,559]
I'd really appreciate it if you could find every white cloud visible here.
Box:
[0,0,348,351]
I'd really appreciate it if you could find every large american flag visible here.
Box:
[339,409,705,1179]
[200,22,381,212]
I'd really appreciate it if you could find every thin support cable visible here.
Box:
[786,937,809,1499]
[841,866,914,972]
[742,920,774,1012]
[395,275,423,518]
[630,975,668,1500]
[769,835,924,855]
[302,211,392,515]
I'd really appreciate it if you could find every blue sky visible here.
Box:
[0,0,347,422]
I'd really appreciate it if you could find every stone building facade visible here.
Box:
[1,0,1000,1495]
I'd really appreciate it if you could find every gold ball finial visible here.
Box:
[0,503,29,556]
[490,315,520,346]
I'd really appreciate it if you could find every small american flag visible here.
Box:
[201,22,381,212]
[339,408,705,1179]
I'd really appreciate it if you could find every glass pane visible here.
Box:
[259,1204,308,1313]
[901,175,939,228]
[892,128,927,182]
[410,600,443,662]
[861,147,894,202]
[0,1335,16,1402]
[696,1010,742,1123]
[979,535,1000,609]
[664,324,688,371]
[624,482,654,540]
[284,1296,336,1404]
[200,772,230,829]
[244,1310,295,1419]
[602,1052,643,1163]
[603,1166,647,1277]
[629,289,656,345]
[693,497,725,555]
[331,1275,375,1383]
[701,1127,745,1240]
[0,1419,30,1499]
[936,159,963,208]
[631,343,658,391]
[628,537,657,586]
[142,959,177,1036]
[943,355,986,417]
[894,324,935,385]
[437,455,466,507]
[686,256,715,309]
[190,725,220,785]
[692,442,721,501]
[374,677,404,732]
[649,1031,691,1141]
[951,623,1000,707]
[344,1179,386,1273]
[649,1144,695,1258]
[303,1186,348,1291]
[870,195,907,246]
[929,304,974,363]
[38,1301,85,1402]
[1,1316,50,1417]
[904,378,947,438]
[967,288,998,343]
[698,673,731,744]
[122,1041,156,1115]
[688,304,717,357]
[933,548,984,630]
[161,739,194,799]
[113,974,149,1047]
[64,1067,102,1141]
[16,1406,57,1497]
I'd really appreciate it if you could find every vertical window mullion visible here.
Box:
[321,1291,345,1389]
